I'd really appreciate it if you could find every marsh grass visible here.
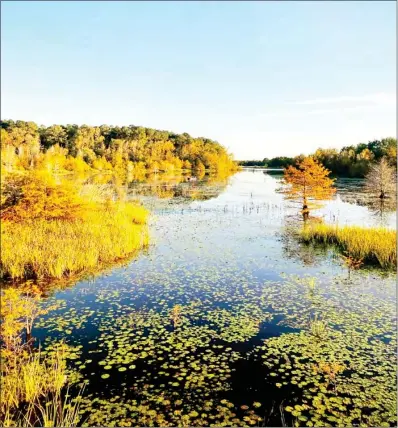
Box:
[1,349,83,427]
[0,346,73,427]
[17,385,85,428]
[1,201,149,280]
[300,223,396,269]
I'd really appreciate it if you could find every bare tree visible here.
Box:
[365,157,397,200]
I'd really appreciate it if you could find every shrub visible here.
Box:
[1,173,86,222]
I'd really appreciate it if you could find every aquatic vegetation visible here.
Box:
[0,286,83,427]
[32,263,396,426]
[309,315,328,339]
[300,223,396,269]
[1,347,67,426]
[259,328,396,427]
[1,206,148,280]
[169,305,183,327]
[17,385,85,428]
[341,253,363,270]
[256,273,397,427]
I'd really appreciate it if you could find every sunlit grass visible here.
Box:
[300,223,396,269]
[1,201,149,280]
[1,345,71,427]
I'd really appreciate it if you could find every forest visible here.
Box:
[0,120,238,177]
[239,137,397,177]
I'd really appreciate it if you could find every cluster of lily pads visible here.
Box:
[32,172,396,427]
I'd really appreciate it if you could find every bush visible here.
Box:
[1,173,86,222]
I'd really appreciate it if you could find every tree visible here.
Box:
[364,157,396,200]
[40,125,68,149]
[283,157,336,220]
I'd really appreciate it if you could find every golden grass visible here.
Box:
[1,201,149,280]
[1,345,66,426]
[1,344,83,427]
[300,223,396,269]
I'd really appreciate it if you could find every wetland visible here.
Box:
[2,169,397,427]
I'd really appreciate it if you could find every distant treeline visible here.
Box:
[238,138,397,177]
[239,157,294,168]
[0,120,238,176]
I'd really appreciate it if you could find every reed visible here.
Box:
[300,223,396,269]
[1,346,67,426]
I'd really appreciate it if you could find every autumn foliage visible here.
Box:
[1,120,239,177]
[1,173,86,222]
[283,157,336,219]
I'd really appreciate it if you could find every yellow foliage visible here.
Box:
[283,157,336,217]
[92,156,113,171]
[63,157,91,173]
[0,285,78,427]
[182,160,192,170]
[1,343,68,427]
[0,173,149,279]
[1,173,86,222]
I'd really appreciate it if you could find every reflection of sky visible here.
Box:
[188,170,396,229]
[191,170,284,209]
[315,195,396,229]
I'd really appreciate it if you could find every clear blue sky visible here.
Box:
[1,1,396,159]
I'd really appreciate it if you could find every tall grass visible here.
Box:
[0,344,77,427]
[16,385,84,428]
[1,201,149,280]
[1,346,83,427]
[1,284,83,427]
[300,223,396,269]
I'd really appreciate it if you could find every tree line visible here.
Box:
[0,120,238,176]
[238,138,397,177]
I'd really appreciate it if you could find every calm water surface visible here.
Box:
[35,170,397,426]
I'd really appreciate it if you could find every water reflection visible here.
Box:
[127,172,232,204]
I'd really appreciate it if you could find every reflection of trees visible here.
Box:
[279,215,330,267]
[60,171,232,204]
[61,170,235,204]
[127,172,231,202]
[367,198,396,227]
[263,170,284,177]
[335,178,396,226]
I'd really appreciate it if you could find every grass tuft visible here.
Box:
[300,223,396,269]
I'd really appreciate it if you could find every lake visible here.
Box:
[34,170,397,427]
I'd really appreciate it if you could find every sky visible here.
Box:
[1,1,396,159]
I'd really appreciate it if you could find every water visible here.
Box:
[33,170,396,427]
